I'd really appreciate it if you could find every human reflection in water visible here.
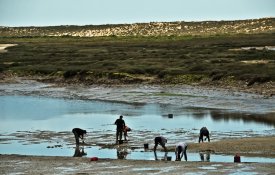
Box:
[199,152,210,162]
[73,145,87,157]
[116,147,128,159]
[154,151,168,161]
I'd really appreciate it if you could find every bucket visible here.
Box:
[119,140,123,144]
[144,143,149,149]
[234,154,241,163]
[90,157,98,161]
[168,114,173,118]
[167,156,172,161]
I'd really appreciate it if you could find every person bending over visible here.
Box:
[175,142,188,161]
[72,128,87,145]
[123,125,131,141]
[199,127,210,143]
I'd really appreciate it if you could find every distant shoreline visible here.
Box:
[1,18,274,37]
[1,17,273,28]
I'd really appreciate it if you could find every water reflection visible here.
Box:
[0,95,274,134]
[199,152,210,162]
[210,110,275,127]
[154,151,168,161]
[73,146,87,157]
[116,147,128,159]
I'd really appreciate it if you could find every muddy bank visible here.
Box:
[184,136,275,157]
[0,78,275,174]
[1,154,275,175]
[0,77,274,114]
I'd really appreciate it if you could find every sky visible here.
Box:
[0,0,274,27]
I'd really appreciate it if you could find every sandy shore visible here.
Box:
[0,44,17,53]
[186,136,275,157]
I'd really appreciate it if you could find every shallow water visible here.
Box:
[0,95,275,163]
[1,141,275,163]
[1,95,274,132]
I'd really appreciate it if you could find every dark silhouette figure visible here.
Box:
[72,128,87,145]
[199,127,210,143]
[114,115,125,143]
[175,142,188,161]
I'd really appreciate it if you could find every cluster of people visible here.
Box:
[114,115,131,143]
[72,115,211,161]
[153,127,210,161]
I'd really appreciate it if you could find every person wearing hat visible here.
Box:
[114,115,125,144]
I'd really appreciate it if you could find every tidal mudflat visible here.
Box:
[0,80,275,174]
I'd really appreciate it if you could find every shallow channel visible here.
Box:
[0,95,275,163]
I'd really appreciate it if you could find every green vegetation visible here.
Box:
[0,33,275,85]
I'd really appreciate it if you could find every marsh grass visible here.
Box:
[0,33,275,84]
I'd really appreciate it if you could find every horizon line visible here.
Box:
[1,17,274,28]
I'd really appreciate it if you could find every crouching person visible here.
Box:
[123,125,131,141]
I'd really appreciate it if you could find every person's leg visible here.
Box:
[176,146,182,160]
[73,131,79,145]
[176,150,182,161]
[183,148,187,161]
[119,130,122,141]
[199,133,203,143]
[160,142,167,152]
[116,130,119,143]
[154,137,159,152]
[207,134,210,142]
[124,130,127,140]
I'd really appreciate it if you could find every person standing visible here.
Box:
[114,115,125,143]
[175,142,188,161]
[199,127,210,143]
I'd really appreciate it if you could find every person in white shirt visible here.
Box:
[175,142,188,161]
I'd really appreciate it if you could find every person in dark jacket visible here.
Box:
[72,128,87,145]
[114,115,125,143]
[199,127,210,143]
